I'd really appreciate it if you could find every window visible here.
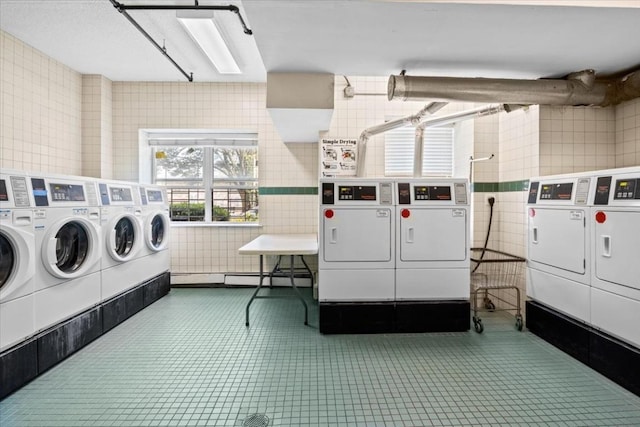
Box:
[148,130,258,223]
[385,125,454,176]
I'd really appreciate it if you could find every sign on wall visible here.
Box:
[320,138,358,177]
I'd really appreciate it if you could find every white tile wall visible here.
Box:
[112,81,320,274]
[453,120,473,179]
[81,75,113,178]
[539,105,616,175]
[0,30,83,174]
[472,114,500,183]
[615,97,640,167]
[499,106,540,183]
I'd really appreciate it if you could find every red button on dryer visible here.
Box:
[595,211,606,224]
[401,209,411,218]
[324,209,334,219]
[529,208,536,217]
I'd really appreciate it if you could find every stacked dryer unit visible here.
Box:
[526,167,640,396]
[526,171,595,362]
[319,179,396,333]
[395,179,470,332]
[318,178,471,333]
[588,167,640,395]
[0,170,38,399]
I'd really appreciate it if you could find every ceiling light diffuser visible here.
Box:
[177,11,241,74]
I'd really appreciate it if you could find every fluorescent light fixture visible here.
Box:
[177,11,241,74]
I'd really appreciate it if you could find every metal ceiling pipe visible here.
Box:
[355,102,447,177]
[607,69,640,106]
[412,104,506,177]
[389,68,640,107]
[388,70,611,106]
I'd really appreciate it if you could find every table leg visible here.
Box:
[245,254,264,326]
[288,255,309,325]
[298,255,314,287]
[268,255,282,288]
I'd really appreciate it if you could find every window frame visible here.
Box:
[146,130,259,225]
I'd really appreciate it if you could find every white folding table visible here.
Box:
[239,234,318,326]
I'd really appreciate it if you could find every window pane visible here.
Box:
[211,188,259,222]
[166,188,205,222]
[423,127,454,176]
[384,126,415,176]
[384,125,453,177]
[155,147,204,186]
[213,147,258,186]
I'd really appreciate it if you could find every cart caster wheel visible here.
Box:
[485,301,496,311]
[473,318,484,334]
[515,315,523,331]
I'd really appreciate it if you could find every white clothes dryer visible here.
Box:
[0,170,36,351]
[590,166,640,348]
[318,179,395,333]
[97,179,144,301]
[319,179,395,302]
[30,174,102,332]
[395,179,470,300]
[393,178,471,332]
[526,171,596,324]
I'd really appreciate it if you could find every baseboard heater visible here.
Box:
[169,272,313,288]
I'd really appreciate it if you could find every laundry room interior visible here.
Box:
[1,1,640,426]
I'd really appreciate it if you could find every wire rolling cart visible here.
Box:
[470,248,526,333]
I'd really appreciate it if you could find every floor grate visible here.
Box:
[242,413,269,427]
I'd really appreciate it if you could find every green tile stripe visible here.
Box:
[259,186,318,195]
[259,183,529,195]
[472,180,529,192]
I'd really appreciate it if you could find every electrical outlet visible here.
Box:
[487,194,496,205]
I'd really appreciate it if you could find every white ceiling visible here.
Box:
[1,0,640,83]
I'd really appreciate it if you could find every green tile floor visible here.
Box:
[2,288,640,426]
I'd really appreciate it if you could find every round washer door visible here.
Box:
[144,211,170,252]
[0,227,34,299]
[0,233,16,289]
[105,213,142,262]
[42,217,101,279]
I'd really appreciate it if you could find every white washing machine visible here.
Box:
[0,170,36,351]
[590,166,640,348]
[395,179,470,300]
[97,179,144,301]
[319,179,395,301]
[526,171,595,324]
[136,185,171,282]
[31,174,102,332]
